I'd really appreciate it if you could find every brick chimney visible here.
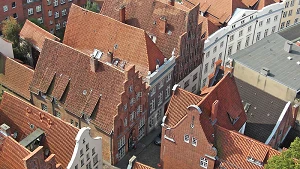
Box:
[107,51,113,63]
[211,100,219,123]
[90,56,98,72]
[0,124,11,136]
[119,6,126,23]
[159,16,167,33]
[168,0,175,6]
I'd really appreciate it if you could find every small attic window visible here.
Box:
[247,157,263,167]
[227,113,239,125]
[244,103,251,113]
[167,30,172,35]
[83,90,87,95]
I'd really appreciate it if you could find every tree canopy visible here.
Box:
[85,0,99,13]
[2,17,21,46]
[266,137,300,169]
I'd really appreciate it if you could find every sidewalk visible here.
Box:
[115,126,162,169]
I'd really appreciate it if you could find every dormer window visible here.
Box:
[227,112,239,125]
[192,137,197,146]
[200,157,208,168]
[184,134,189,143]
[247,157,263,167]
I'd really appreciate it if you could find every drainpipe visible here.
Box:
[110,132,113,164]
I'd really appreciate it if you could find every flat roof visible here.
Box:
[231,33,300,91]
[19,128,44,147]
[278,23,300,42]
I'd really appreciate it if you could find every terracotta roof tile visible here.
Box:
[51,74,70,100]
[100,0,190,58]
[63,4,165,77]
[0,134,31,169]
[0,53,34,100]
[0,92,79,168]
[241,0,259,7]
[255,0,276,10]
[30,39,127,134]
[20,20,60,51]
[198,15,219,39]
[165,88,203,127]
[165,73,247,143]
[133,162,155,169]
[215,125,280,169]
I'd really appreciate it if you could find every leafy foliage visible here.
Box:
[28,18,47,30]
[266,137,300,169]
[2,17,30,63]
[85,0,99,13]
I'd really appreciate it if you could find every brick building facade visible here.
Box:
[30,39,148,165]
[0,0,24,34]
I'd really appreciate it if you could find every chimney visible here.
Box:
[168,0,175,6]
[159,16,167,33]
[260,67,270,76]
[90,56,98,72]
[119,6,125,23]
[211,100,219,123]
[107,51,113,63]
[292,104,299,126]
[284,40,293,53]
[127,155,137,169]
[0,124,11,136]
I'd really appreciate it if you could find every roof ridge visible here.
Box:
[24,20,60,40]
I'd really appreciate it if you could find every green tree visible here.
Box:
[266,137,300,169]
[28,18,47,30]
[2,17,21,46]
[85,0,99,13]
[55,28,65,41]
[2,17,30,62]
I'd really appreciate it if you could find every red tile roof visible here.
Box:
[100,0,192,58]
[255,0,277,10]
[0,53,34,100]
[0,92,79,168]
[198,15,220,39]
[165,73,247,143]
[63,4,165,77]
[20,20,60,51]
[165,88,203,127]
[215,125,280,169]
[133,162,155,169]
[30,38,128,134]
[0,134,31,169]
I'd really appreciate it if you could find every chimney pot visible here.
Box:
[159,16,167,33]
[284,40,293,53]
[168,0,175,6]
[90,56,98,72]
[211,100,219,123]
[119,6,126,23]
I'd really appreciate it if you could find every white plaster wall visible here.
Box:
[67,127,102,169]
[0,37,14,58]
[253,3,283,44]
[199,3,284,89]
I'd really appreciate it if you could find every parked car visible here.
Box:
[154,133,161,146]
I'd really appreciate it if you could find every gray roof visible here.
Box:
[278,23,300,42]
[235,78,287,143]
[231,33,300,91]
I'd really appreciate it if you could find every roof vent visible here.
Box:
[287,56,293,60]
[297,61,300,65]
[92,49,103,60]
[83,90,87,95]
[0,124,11,136]
[284,40,293,53]
[260,67,270,76]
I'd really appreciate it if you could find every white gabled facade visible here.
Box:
[200,2,284,88]
[67,127,102,169]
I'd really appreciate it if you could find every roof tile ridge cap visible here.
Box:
[2,92,80,132]
[1,54,34,73]
[74,4,147,33]
[22,19,60,41]
[143,31,151,69]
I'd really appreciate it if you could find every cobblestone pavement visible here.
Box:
[136,143,161,168]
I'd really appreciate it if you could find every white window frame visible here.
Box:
[61,0,66,4]
[130,98,135,106]
[54,0,58,6]
[150,99,155,113]
[36,5,42,13]
[200,157,208,168]
[211,58,215,68]
[62,8,67,16]
[38,17,43,24]
[158,91,163,106]
[158,81,164,89]
[184,134,189,143]
[192,137,197,146]
[165,85,170,99]
[166,73,171,82]
[150,86,156,97]
[3,5,8,12]
[55,11,59,18]
[55,23,61,30]
[48,10,52,16]
[62,21,66,27]
[27,0,33,3]
[28,8,34,15]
